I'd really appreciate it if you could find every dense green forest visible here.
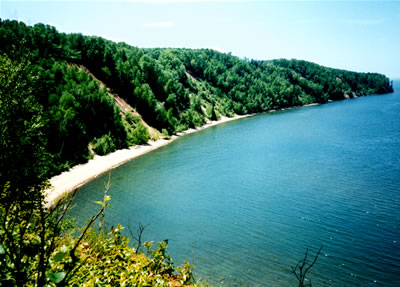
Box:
[0,19,393,179]
[0,19,394,286]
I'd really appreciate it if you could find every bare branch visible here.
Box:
[292,246,323,287]
[56,188,78,226]
[43,189,79,275]
[60,205,105,285]
[98,172,112,234]
[128,221,150,253]
[72,205,105,256]
[304,246,323,276]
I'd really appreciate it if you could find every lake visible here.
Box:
[69,81,400,286]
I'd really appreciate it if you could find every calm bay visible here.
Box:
[69,81,400,286]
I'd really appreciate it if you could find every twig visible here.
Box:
[128,221,150,253]
[292,246,323,287]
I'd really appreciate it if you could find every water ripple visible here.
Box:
[70,86,400,286]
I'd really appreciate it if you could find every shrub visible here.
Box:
[68,225,195,287]
[125,111,141,126]
[92,133,117,155]
[191,110,206,127]
[299,93,315,105]
[128,122,150,145]
[0,188,196,287]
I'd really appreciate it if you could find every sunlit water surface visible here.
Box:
[69,81,400,286]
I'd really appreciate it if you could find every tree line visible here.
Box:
[0,19,393,178]
[0,19,393,286]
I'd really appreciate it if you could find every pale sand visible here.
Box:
[45,114,252,207]
[45,102,324,206]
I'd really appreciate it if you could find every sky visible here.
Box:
[1,0,399,78]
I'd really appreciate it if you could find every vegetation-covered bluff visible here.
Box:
[0,19,393,286]
[0,19,393,178]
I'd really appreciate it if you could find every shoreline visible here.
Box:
[45,114,253,207]
[45,102,324,207]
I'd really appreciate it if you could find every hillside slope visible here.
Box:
[0,19,393,179]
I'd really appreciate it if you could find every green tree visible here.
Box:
[0,54,50,202]
[128,122,150,145]
[92,133,117,155]
[0,54,84,287]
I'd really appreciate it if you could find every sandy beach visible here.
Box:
[45,102,324,206]
[45,114,252,207]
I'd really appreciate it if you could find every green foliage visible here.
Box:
[69,225,195,287]
[1,21,206,287]
[162,128,170,138]
[0,19,393,179]
[128,122,151,145]
[0,54,50,202]
[0,189,84,286]
[0,52,75,286]
[0,191,196,287]
[125,112,151,145]
[191,109,206,127]
[299,93,315,105]
[144,240,174,276]
[206,102,219,121]
[3,19,384,287]
[45,63,128,169]
[125,111,141,125]
[92,133,117,156]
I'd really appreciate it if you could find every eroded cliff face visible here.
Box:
[0,19,393,180]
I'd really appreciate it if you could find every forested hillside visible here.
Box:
[0,19,395,286]
[0,19,393,179]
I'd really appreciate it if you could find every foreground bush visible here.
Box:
[70,225,194,286]
[0,193,196,287]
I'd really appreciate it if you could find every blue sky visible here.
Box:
[1,0,399,78]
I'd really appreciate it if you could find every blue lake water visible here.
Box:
[69,81,400,286]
